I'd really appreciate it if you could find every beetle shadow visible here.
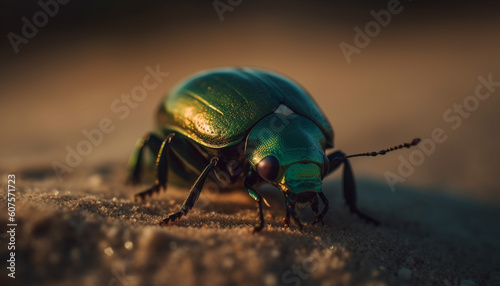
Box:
[251,177,500,285]
[308,177,500,284]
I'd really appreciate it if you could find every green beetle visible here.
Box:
[128,67,420,231]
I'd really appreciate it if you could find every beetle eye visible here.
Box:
[257,156,280,181]
[322,154,330,178]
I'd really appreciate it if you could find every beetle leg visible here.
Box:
[283,210,290,228]
[312,192,329,226]
[127,132,163,185]
[284,197,303,230]
[244,171,265,232]
[311,195,319,214]
[290,205,303,230]
[342,157,380,226]
[134,134,174,202]
[256,200,264,232]
[160,157,218,226]
[252,197,264,233]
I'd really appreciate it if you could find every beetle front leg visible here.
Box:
[244,170,265,232]
[160,157,218,226]
[311,192,329,226]
[284,197,303,230]
[311,195,319,215]
[283,208,290,228]
[247,189,264,232]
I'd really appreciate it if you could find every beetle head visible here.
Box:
[246,113,329,203]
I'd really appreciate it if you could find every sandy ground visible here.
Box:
[1,163,499,286]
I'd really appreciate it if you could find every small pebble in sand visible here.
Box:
[207,238,216,246]
[398,267,411,279]
[104,247,114,256]
[222,257,234,269]
[88,174,102,187]
[271,249,280,258]
[264,273,277,286]
[124,241,133,250]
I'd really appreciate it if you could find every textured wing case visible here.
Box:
[157,68,333,148]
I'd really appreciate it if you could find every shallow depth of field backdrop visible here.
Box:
[1,1,500,286]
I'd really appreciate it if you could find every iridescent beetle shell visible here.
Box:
[157,68,333,148]
[156,68,333,196]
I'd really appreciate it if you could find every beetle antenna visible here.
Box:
[343,138,421,159]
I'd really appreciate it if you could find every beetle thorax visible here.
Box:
[246,113,328,196]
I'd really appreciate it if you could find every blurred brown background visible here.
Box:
[1,0,500,203]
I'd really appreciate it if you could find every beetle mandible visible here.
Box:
[127,67,420,232]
